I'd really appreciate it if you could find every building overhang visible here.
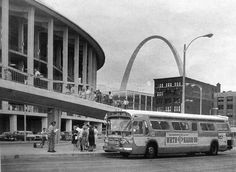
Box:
[0,80,119,120]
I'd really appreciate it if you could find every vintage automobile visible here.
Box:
[13,131,36,141]
[0,132,15,141]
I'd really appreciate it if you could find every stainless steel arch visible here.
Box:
[120,35,183,91]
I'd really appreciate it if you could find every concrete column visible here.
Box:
[10,115,17,132]
[62,27,68,93]
[47,108,62,143]
[41,117,48,130]
[93,54,97,89]
[2,101,8,111]
[66,119,72,132]
[18,21,24,53]
[34,30,40,58]
[88,48,93,88]
[133,93,135,110]
[91,53,95,88]
[1,0,9,74]
[151,97,153,111]
[47,19,54,91]
[139,94,141,110]
[74,35,80,94]
[145,96,147,110]
[82,42,88,86]
[27,7,35,85]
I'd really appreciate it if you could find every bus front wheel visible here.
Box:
[208,142,218,155]
[145,144,157,159]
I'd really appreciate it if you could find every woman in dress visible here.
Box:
[88,125,95,151]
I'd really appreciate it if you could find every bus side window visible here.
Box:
[200,123,208,131]
[207,123,215,131]
[172,122,181,130]
[192,122,197,131]
[160,121,170,130]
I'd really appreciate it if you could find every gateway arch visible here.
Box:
[120,35,183,91]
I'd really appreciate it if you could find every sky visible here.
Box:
[41,0,236,93]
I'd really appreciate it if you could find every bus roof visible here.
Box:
[110,110,228,122]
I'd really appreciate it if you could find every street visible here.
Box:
[2,150,236,172]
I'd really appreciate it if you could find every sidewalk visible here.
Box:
[0,139,118,160]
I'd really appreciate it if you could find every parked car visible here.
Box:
[0,132,15,141]
[13,131,36,141]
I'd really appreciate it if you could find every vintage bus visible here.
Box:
[103,110,233,158]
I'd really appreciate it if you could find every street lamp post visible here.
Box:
[181,33,213,114]
[186,83,202,114]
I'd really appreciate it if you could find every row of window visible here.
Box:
[217,96,233,103]
[218,104,233,110]
[150,120,228,132]
[156,106,181,112]
[132,120,229,135]
[156,82,182,88]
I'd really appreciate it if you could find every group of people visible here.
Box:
[39,121,99,153]
[72,124,98,152]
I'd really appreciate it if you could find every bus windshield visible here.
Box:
[107,117,132,136]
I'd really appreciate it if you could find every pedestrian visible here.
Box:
[76,125,82,151]
[47,121,57,153]
[86,87,91,100]
[72,126,78,151]
[94,126,98,150]
[88,125,95,151]
[81,125,88,151]
[40,128,47,148]
[108,91,113,105]
[123,98,129,109]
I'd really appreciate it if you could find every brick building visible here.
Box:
[154,76,220,115]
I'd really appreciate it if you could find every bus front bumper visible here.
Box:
[116,147,133,153]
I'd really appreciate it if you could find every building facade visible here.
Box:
[154,76,220,115]
[111,90,155,111]
[0,0,105,135]
[214,91,236,126]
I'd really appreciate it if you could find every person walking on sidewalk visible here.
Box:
[40,128,47,148]
[48,121,57,153]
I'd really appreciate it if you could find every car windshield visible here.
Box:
[107,117,132,136]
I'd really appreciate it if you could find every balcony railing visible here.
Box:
[0,65,156,111]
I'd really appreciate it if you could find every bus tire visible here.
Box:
[208,142,218,155]
[145,143,157,159]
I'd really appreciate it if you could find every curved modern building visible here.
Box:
[0,0,113,136]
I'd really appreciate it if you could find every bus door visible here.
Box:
[132,120,149,154]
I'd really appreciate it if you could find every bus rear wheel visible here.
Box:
[208,142,218,155]
[145,144,157,159]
